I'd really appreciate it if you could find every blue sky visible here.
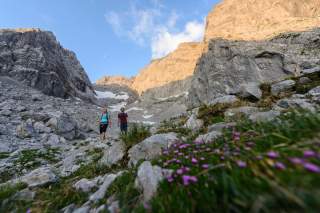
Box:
[0,0,220,82]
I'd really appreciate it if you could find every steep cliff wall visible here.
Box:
[131,42,207,95]
[204,0,320,41]
[0,28,95,101]
[188,28,320,108]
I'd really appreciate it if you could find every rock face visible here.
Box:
[135,161,172,202]
[0,28,95,101]
[96,76,135,88]
[132,42,207,95]
[128,133,179,167]
[204,0,320,42]
[17,166,57,187]
[188,28,320,108]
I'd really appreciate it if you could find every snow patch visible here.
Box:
[157,92,189,101]
[127,107,144,112]
[143,114,153,119]
[95,90,129,100]
[109,102,127,112]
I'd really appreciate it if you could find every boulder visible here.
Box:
[309,86,320,104]
[0,142,11,153]
[91,205,107,213]
[195,131,222,144]
[13,188,36,201]
[108,201,120,213]
[184,114,204,131]
[128,133,179,167]
[234,82,262,100]
[135,161,173,202]
[298,77,312,84]
[301,66,320,75]
[19,166,58,187]
[224,107,260,121]
[46,113,78,140]
[89,171,123,202]
[61,204,76,213]
[271,80,296,96]
[249,110,280,123]
[99,141,125,167]
[73,178,97,193]
[308,86,320,97]
[31,94,42,101]
[16,119,35,139]
[72,205,90,213]
[34,121,51,133]
[209,95,239,106]
[0,109,12,116]
[275,98,316,112]
[208,122,236,132]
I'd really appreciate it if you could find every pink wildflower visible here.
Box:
[176,168,184,175]
[267,151,279,159]
[303,162,320,173]
[191,158,198,164]
[232,131,241,141]
[167,176,174,182]
[274,162,286,170]
[303,150,317,158]
[182,175,198,186]
[202,164,209,169]
[289,157,304,165]
[236,160,247,168]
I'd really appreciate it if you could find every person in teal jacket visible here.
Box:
[99,107,111,141]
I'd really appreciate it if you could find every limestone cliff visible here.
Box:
[96,76,135,88]
[204,0,320,41]
[0,28,96,101]
[132,42,207,95]
[188,28,320,108]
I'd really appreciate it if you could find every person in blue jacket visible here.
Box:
[99,107,111,141]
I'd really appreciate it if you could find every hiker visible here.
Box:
[99,107,111,141]
[118,107,128,134]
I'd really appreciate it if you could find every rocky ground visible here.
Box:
[0,65,319,212]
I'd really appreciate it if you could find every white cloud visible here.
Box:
[151,20,205,59]
[105,11,122,35]
[105,2,205,59]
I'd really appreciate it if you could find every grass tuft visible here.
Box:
[120,124,151,150]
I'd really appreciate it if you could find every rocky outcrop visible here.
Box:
[128,133,180,167]
[0,28,95,101]
[132,42,207,95]
[204,0,320,42]
[96,76,135,88]
[188,28,320,108]
[135,161,173,202]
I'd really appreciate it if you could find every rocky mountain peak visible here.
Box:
[204,0,320,41]
[131,42,207,95]
[0,28,41,33]
[96,75,135,88]
[0,28,96,102]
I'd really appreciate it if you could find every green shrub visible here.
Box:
[198,102,243,126]
[120,124,151,150]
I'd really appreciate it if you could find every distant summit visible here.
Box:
[96,76,135,88]
[204,0,320,41]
